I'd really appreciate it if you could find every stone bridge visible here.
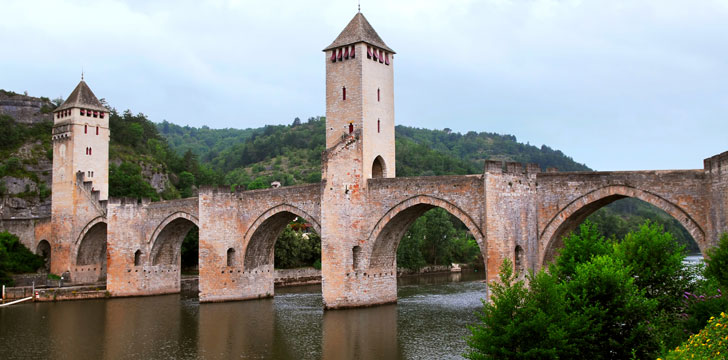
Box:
[17,12,727,309]
[91,151,728,308]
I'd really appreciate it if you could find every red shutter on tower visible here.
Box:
[350,46,355,58]
[337,49,343,61]
[80,109,85,116]
[331,50,336,62]
[367,46,372,59]
[373,49,378,61]
[385,53,390,65]
[343,87,346,100]
[93,111,98,118]
[100,112,105,119]
[344,47,349,59]
[379,50,384,63]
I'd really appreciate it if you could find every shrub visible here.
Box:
[705,233,728,289]
[662,312,728,360]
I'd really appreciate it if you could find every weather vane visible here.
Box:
[358,0,361,12]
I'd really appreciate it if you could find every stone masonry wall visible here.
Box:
[198,184,321,302]
[106,197,198,297]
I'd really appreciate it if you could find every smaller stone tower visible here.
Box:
[50,79,109,276]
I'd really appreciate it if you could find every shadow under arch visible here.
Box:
[148,212,199,266]
[75,216,107,266]
[243,204,321,270]
[540,185,706,267]
[366,195,485,270]
[36,239,51,272]
[74,217,108,283]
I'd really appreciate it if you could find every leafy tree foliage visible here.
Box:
[467,221,707,360]
[109,162,159,201]
[274,224,321,269]
[0,231,45,286]
[396,208,481,270]
[704,233,728,289]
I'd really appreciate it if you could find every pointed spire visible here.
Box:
[323,12,394,53]
[55,80,107,112]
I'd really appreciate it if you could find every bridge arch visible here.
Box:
[540,185,706,267]
[366,195,484,270]
[75,216,107,266]
[148,211,199,266]
[243,204,321,270]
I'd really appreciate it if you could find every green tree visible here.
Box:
[109,162,159,201]
[704,233,728,289]
[0,231,45,286]
[552,221,612,281]
[612,221,690,311]
[397,233,426,271]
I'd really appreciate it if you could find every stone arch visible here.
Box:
[367,195,484,270]
[372,155,386,178]
[243,204,321,270]
[149,212,199,266]
[36,240,51,272]
[540,185,706,267]
[75,217,107,266]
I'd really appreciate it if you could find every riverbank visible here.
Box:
[1,265,480,302]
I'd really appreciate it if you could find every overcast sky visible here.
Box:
[1,0,726,171]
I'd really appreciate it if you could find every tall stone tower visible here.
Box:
[321,12,397,308]
[50,79,110,276]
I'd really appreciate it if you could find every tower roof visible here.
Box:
[55,80,107,112]
[323,12,395,53]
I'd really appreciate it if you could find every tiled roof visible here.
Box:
[323,12,395,53]
[55,80,107,112]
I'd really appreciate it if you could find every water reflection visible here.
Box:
[0,271,487,360]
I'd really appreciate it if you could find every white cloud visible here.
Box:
[0,0,726,170]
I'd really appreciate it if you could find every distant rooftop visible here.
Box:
[55,80,107,112]
[323,12,395,53]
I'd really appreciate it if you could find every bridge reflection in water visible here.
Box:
[0,271,486,359]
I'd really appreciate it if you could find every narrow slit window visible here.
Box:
[84,125,88,133]
[96,126,99,135]
[377,88,380,102]
[227,248,236,267]
[342,87,346,100]
[378,119,380,133]
[89,147,92,155]
[349,123,354,134]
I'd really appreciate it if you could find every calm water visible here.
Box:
[0,271,486,360]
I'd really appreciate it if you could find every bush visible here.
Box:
[0,231,45,286]
[662,312,728,360]
[704,233,728,289]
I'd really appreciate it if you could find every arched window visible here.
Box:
[372,156,385,178]
[352,246,361,270]
[227,248,236,267]
[342,87,346,101]
[134,250,142,266]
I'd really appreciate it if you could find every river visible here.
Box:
[0,271,486,360]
